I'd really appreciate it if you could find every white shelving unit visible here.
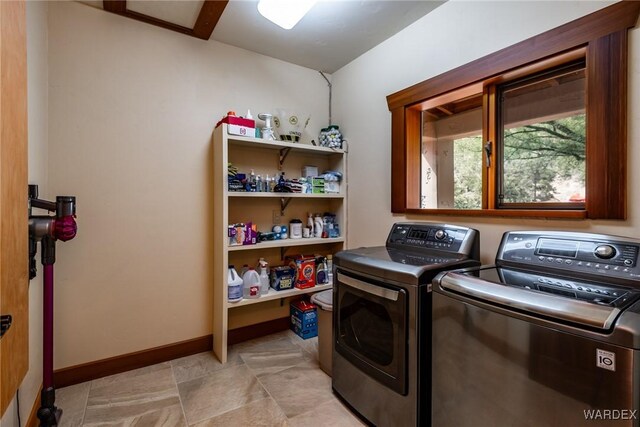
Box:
[213,124,347,363]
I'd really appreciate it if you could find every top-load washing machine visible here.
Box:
[432,230,640,427]
[332,222,480,426]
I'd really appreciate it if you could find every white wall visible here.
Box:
[47,1,329,369]
[332,0,639,264]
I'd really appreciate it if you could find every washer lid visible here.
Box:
[335,246,479,285]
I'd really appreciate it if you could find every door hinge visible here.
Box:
[0,315,12,339]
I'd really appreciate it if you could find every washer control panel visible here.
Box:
[498,231,640,281]
[498,268,638,307]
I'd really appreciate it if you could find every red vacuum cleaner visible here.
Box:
[28,184,77,427]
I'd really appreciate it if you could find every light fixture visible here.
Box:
[257,0,317,30]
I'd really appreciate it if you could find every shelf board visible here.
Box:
[228,192,344,199]
[227,283,333,308]
[228,237,345,252]
[224,127,344,156]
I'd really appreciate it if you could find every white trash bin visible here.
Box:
[310,289,333,376]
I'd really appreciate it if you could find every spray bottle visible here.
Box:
[258,258,270,295]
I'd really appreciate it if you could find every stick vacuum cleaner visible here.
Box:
[28,184,77,427]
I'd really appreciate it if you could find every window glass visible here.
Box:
[499,64,586,206]
[421,94,483,209]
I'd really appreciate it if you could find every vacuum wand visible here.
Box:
[28,185,77,427]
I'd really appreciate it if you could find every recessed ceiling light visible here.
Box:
[257,0,317,30]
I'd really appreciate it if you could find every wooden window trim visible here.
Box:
[387,1,640,218]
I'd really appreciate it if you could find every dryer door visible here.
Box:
[334,270,408,395]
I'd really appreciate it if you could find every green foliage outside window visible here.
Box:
[452,114,586,208]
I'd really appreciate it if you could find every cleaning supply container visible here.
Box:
[228,265,243,303]
[310,289,333,376]
[242,268,261,299]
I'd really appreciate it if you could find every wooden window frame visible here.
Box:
[386,1,640,219]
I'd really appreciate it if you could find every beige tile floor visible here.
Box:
[55,331,365,426]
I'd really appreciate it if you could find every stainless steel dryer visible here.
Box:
[333,222,480,427]
[432,231,640,427]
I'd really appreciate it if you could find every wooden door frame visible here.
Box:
[0,0,29,417]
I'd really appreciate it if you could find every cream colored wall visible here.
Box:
[0,2,51,426]
[332,0,638,265]
[47,1,329,369]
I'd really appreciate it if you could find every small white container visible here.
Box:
[290,219,303,239]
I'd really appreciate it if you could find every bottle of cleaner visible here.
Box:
[255,175,261,192]
[326,254,334,285]
[314,214,323,238]
[243,268,261,299]
[241,264,249,277]
[259,264,270,295]
[250,169,256,192]
[228,265,243,303]
[307,213,314,236]
[316,257,329,285]
[258,258,269,295]
[258,257,269,275]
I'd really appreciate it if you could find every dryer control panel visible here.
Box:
[497,231,640,282]
[387,222,479,259]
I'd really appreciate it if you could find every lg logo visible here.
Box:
[596,349,616,372]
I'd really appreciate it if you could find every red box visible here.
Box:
[287,255,316,289]
[216,115,255,137]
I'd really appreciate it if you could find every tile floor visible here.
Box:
[55,331,365,426]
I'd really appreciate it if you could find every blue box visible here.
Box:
[290,300,318,339]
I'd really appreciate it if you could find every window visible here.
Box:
[498,61,586,208]
[387,1,640,219]
[421,89,483,209]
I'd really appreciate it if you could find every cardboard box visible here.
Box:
[271,266,295,291]
[228,222,257,246]
[216,115,255,137]
[302,166,318,177]
[228,224,245,246]
[287,255,316,289]
[324,181,340,194]
[290,300,318,339]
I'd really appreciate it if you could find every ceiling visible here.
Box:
[78,0,446,73]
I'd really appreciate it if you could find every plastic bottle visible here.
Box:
[241,264,249,277]
[250,170,256,192]
[258,257,269,275]
[243,268,261,299]
[316,257,329,285]
[228,265,243,303]
[307,213,314,236]
[256,175,263,192]
[322,217,329,238]
[326,254,333,285]
[265,175,271,192]
[314,214,323,238]
[258,258,270,295]
[259,268,270,295]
